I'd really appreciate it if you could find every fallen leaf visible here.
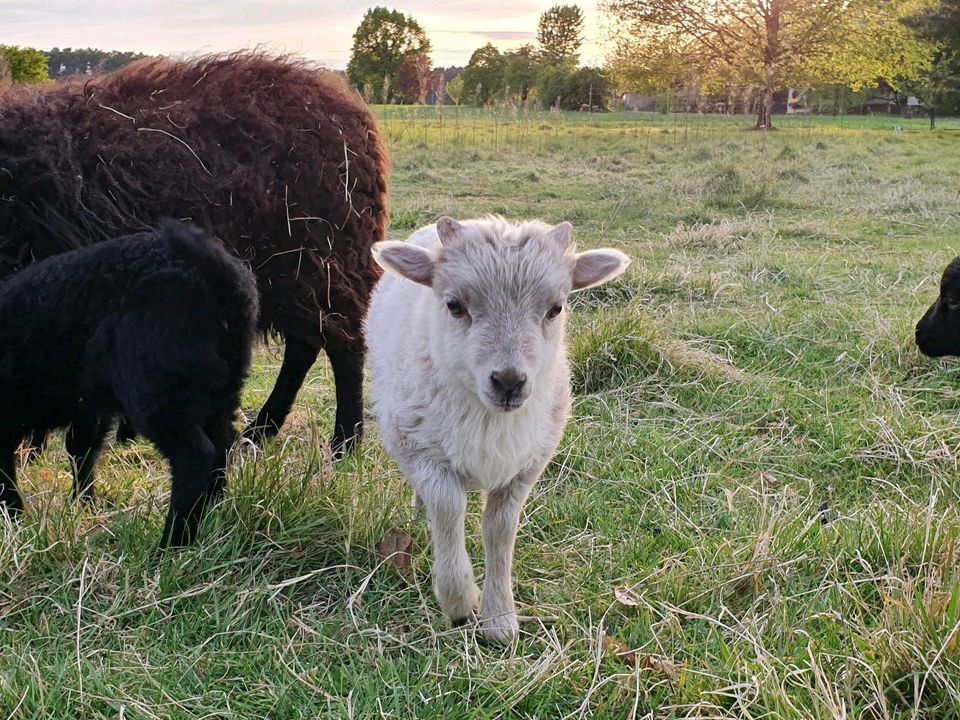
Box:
[602,635,683,679]
[377,529,413,575]
[755,471,780,488]
[641,654,682,679]
[602,634,637,665]
[724,488,736,513]
[614,587,641,607]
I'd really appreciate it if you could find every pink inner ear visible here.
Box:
[376,242,436,286]
[437,217,463,245]
[572,250,629,291]
[547,222,574,251]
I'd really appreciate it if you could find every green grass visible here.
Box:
[4,109,960,718]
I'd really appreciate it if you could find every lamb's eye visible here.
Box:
[546,302,563,320]
[447,300,466,318]
[947,298,960,312]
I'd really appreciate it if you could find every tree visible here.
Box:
[539,66,610,109]
[0,46,49,84]
[538,4,585,66]
[432,66,463,104]
[347,7,431,103]
[907,0,960,47]
[47,47,148,78]
[396,52,435,103]
[446,75,465,105]
[904,0,960,126]
[602,0,934,130]
[461,44,506,104]
[0,53,10,92]
[434,73,447,106]
[606,36,690,97]
[503,45,543,102]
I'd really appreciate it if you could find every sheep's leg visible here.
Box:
[416,465,479,625]
[27,429,48,458]
[154,425,217,549]
[202,413,235,506]
[65,415,108,504]
[0,436,22,517]
[324,341,364,459]
[114,416,138,444]
[243,336,320,444]
[480,472,537,644]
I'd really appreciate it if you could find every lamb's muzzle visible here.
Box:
[365,215,629,644]
[489,369,528,409]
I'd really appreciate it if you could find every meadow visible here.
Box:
[3,107,960,718]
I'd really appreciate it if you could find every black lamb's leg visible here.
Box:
[65,414,109,504]
[153,424,217,549]
[27,429,48,458]
[242,336,320,445]
[325,341,365,459]
[0,434,23,517]
[203,412,235,507]
[114,416,138,444]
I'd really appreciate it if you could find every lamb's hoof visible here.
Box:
[239,423,275,448]
[482,612,520,645]
[330,428,361,461]
[114,420,138,445]
[439,580,481,627]
[450,606,480,629]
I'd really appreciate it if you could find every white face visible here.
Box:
[373,217,630,412]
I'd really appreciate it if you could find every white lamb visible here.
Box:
[366,216,629,643]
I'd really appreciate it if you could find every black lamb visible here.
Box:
[0,219,258,547]
[917,257,960,358]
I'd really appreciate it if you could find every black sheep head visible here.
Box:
[917,257,960,357]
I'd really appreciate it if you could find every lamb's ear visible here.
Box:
[546,221,574,251]
[436,216,464,245]
[571,249,631,292]
[372,241,436,287]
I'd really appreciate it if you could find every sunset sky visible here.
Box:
[4,1,607,69]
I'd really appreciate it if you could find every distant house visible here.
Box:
[621,93,656,111]
[850,84,926,116]
[785,88,810,114]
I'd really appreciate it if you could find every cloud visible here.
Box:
[433,30,537,40]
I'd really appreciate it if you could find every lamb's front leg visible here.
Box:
[481,471,537,644]
[415,463,479,625]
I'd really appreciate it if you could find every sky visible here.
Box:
[3,1,608,69]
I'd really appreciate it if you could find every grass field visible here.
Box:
[3,108,960,718]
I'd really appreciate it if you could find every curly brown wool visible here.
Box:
[0,52,389,454]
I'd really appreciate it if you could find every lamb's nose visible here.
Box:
[490,370,527,400]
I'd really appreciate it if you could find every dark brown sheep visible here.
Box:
[0,52,389,455]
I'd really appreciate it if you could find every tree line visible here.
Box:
[347,4,609,110]
[3,1,957,124]
[0,46,150,89]
[603,0,958,128]
[346,0,960,125]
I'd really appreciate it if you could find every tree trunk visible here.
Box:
[755,84,775,130]
[755,1,781,130]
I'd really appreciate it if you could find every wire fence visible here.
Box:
[376,104,958,159]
